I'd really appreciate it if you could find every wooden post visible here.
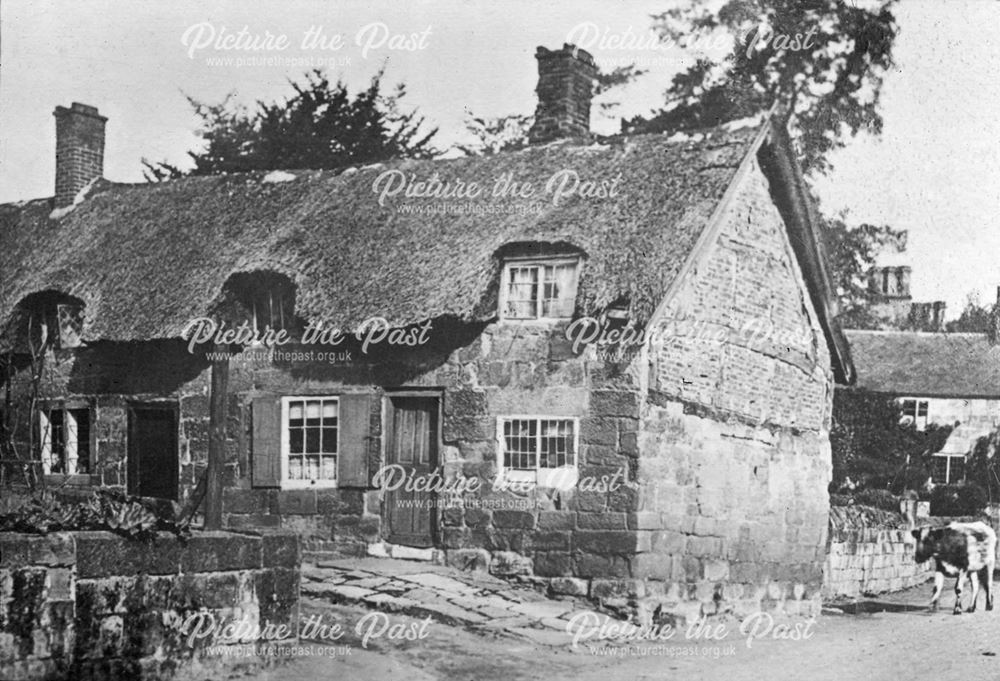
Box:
[205,343,229,530]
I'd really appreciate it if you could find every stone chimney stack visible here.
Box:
[527,44,597,144]
[53,103,106,208]
[991,286,1000,345]
[932,301,946,332]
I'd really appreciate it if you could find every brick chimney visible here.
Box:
[53,103,106,208]
[527,44,597,144]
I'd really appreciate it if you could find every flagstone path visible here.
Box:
[300,557,625,648]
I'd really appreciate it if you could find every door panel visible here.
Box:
[127,407,179,500]
[384,396,438,547]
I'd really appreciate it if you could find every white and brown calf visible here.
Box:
[911,521,997,614]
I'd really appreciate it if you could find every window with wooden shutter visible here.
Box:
[338,393,372,487]
[252,396,282,487]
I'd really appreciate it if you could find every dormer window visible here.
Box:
[223,271,297,336]
[501,258,579,320]
[12,292,85,352]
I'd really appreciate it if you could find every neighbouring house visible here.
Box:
[842,326,1000,484]
[0,44,852,617]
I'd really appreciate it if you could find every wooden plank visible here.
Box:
[205,344,229,529]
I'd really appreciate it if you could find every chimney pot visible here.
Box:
[527,43,597,145]
[53,102,107,208]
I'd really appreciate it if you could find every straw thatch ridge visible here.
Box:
[1,124,763,342]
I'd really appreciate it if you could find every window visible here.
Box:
[224,271,297,337]
[498,416,578,486]
[56,304,84,348]
[39,407,90,474]
[900,399,930,430]
[281,397,338,488]
[16,296,84,351]
[501,259,579,320]
[932,454,965,484]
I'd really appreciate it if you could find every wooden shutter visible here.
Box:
[252,396,282,488]
[338,393,371,487]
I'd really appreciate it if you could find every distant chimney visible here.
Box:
[991,287,1000,345]
[53,103,106,208]
[527,44,597,144]
[932,301,946,331]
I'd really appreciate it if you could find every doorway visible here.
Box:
[383,395,440,547]
[127,405,179,500]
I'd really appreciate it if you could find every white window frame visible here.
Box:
[932,453,965,485]
[499,256,580,322]
[39,407,88,475]
[280,395,339,489]
[899,398,930,430]
[496,415,579,487]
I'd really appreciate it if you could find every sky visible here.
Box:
[1,0,998,318]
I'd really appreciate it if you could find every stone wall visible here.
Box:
[0,529,299,681]
[822,506,932,599]
[636,157,834,619]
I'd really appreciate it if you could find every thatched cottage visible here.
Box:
[1,44,852,617]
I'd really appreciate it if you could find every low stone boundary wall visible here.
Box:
[822,506,932,600]
[0,529,299,680]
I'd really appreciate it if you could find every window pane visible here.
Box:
[506,266,539,318]
[322,401,337,422]
[289,428,304,454]
[305,427,320,453]
[932,457,949,484]
[504,419,536,470]
[304,456,320,481]
[289,456,303,480]
[305,401,321,424]
[901,400,915,417]
[541,264,577,318]
[917,401,928,417]
[540,419,573,469]
[50,410,66,474]
[322,427,338,453]
[320,456,337,481]
[73,409,90,474]
[289,402,304,425]
[950,457,966,484]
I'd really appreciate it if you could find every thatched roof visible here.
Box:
[845,329,1000,398]
[1,122,768,342]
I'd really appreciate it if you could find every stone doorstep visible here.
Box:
[397,572,479,596]
[508,599,575,620]
[360,593,423,613]
[320,584,377,601]
[473,605,523,620]
[350,577,391,589]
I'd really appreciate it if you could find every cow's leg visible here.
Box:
[968,570,980,613]
[930,571,944,611]
[954,571,966,615]
[986,563,995,611]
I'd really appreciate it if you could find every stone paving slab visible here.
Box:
[301,557,635,649]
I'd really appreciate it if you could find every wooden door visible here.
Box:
[127,406,179,500]
[384,395,438,547]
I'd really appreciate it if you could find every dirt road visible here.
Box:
[241,584,1000,681]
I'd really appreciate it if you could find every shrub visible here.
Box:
[929,483,988,517]
[852,488,901,512]
[0,488,188,539]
